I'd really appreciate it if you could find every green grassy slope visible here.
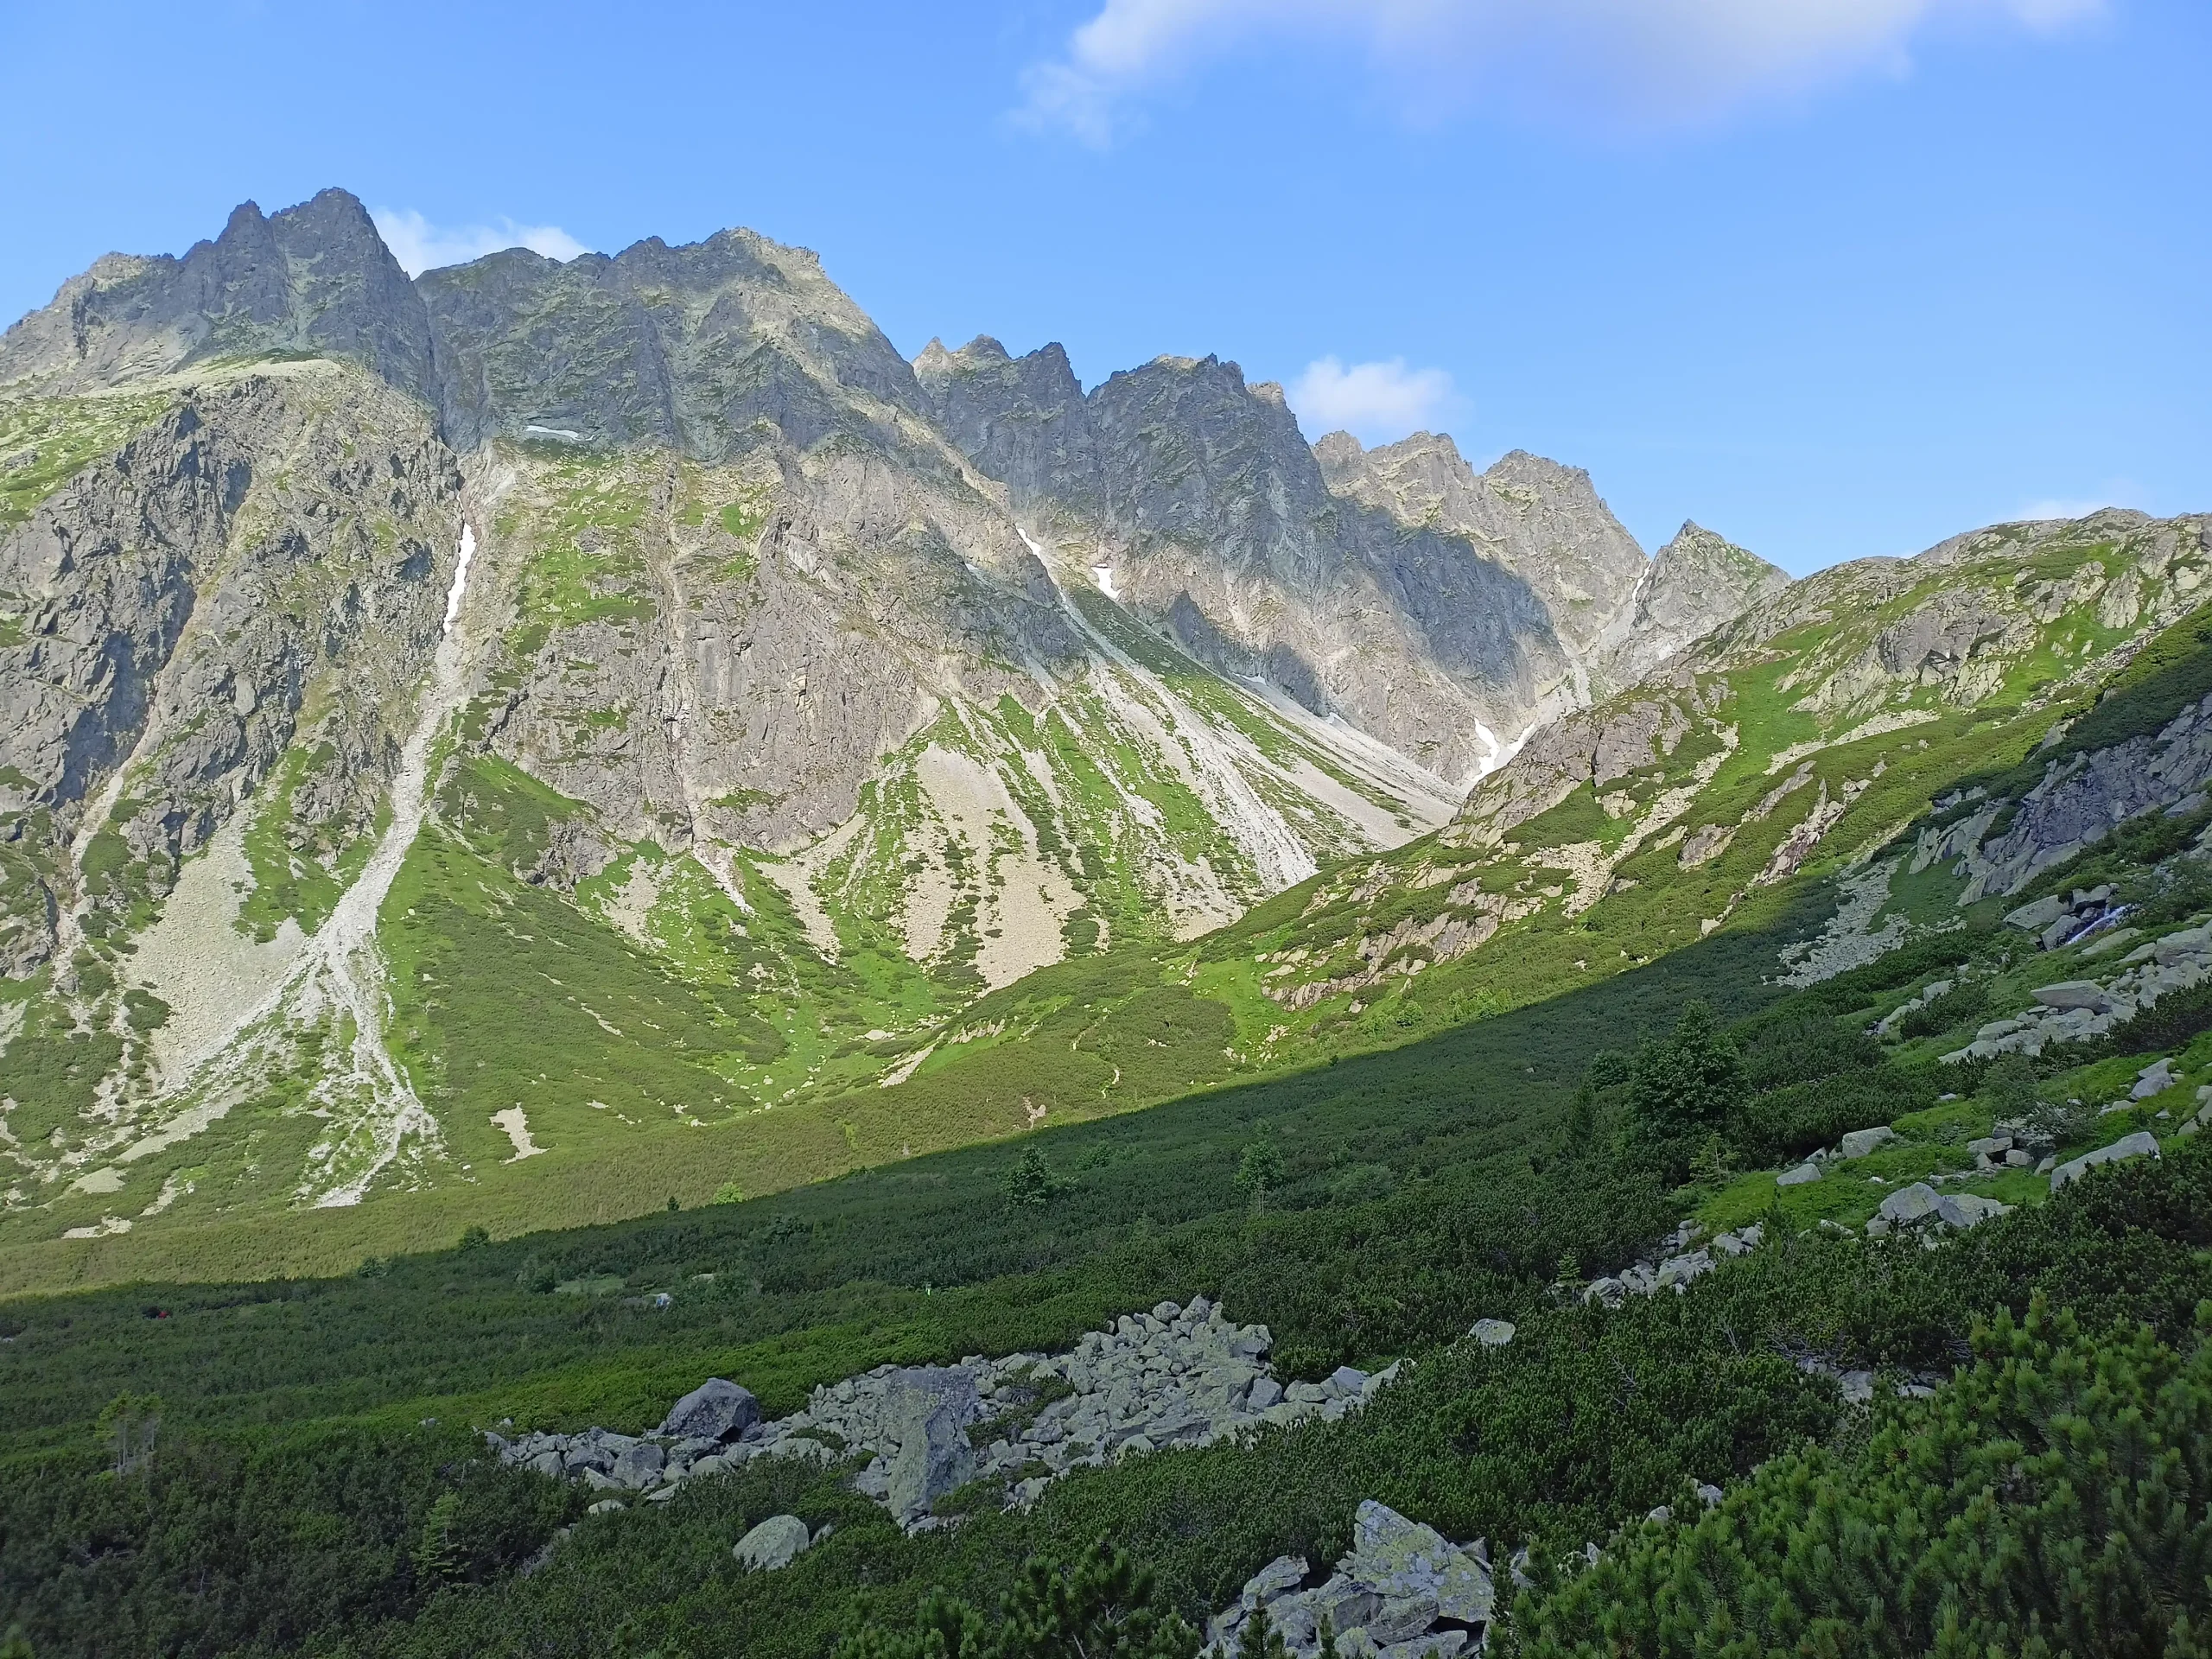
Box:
[3,859,2210,1658]
[12,578,2212,1652]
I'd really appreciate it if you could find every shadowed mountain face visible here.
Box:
[0,190,436,404]
[915,338,1635,783]
[912,338,1794,785]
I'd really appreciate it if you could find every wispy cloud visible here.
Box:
[371,208,589,276]
[1288,356,1459,444]
[1015,0,2105,146]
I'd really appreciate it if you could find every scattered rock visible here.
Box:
[1208,1500,1492,1658]
[733,1514,814,1572]
[2050,1130,2160,1192]
[495,1297,1361,1529]
[658,1377,760,1443]
[2131,1058,2176,1100]
[1838,1126,1897,1160]
[1777,1162,1821,1186]
[1468,1319,1516,1348]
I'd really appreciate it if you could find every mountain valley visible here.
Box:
[0,190,1808,1283]
[3,188,2212,1659]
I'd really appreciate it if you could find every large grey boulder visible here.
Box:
[658,1378,760,1443]
[732,1514,813,1572]
[2050,1130,2160,1192]
[2032,981,2113,1013]
[1349,1500,1495,1625]
[1879,1182,1944,1224]
[1838,1126,1897,1160]
[880,1367,982,1522]
[611,1441,665,1490]
[2003,895,2067,933]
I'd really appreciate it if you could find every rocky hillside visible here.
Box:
[2,189,1720,1276]
[10,186,2171,1292]
[1233,508,2212,1021]
[916,338,1745,787]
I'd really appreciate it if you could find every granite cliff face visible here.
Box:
[915,342,1795,786]
[1605,520,1791,687]
[0,191,435,404]
[0,364,461,978]
[917,340,1621,785]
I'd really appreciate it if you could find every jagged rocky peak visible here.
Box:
[1605,519,1793,683]
[0,188,434,401]
[911,335,1096,519]
[1086,352,1341,588]
[912,338,1570,779]
[1315,431,1649,658]
[421,224,934,460]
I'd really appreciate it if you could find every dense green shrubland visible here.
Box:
[5,877,2212,1657]
[1506,1297,2212,1658]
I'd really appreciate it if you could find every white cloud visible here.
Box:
[371,208,589,277]
[1288,356,1458,444]
[1015,0,2104,143]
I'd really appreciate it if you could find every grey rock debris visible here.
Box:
[1205,1500,1495,1659]
[658,1377,760,1443]
[489,1295,1396,1529]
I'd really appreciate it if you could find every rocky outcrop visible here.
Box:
[1941,925,2212,1061]
[2049,1130,2161,1192]
[1448,672,1713,848]
[1206,1500,1496,1659]
[0,190,435,404]
[1602,521,1789,686]
[492,1296,1395,1528]
[1580,1220,1753,1306]
[1914,693,2212,904]
[0,364,460,969]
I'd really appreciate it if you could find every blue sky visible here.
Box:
[3,0,2205,574]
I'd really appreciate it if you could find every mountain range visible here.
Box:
[5,186,2199,1290]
